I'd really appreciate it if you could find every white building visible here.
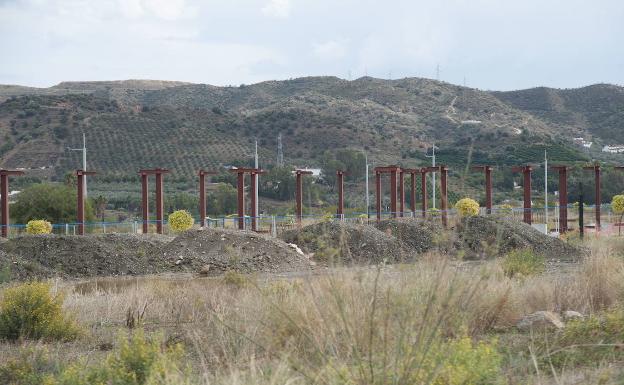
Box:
[602,145,624,153]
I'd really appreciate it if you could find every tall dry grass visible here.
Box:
[3,238,624,383]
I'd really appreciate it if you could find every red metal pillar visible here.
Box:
[523,167,532,225]
[420,169,428,218]
[237,171,245,230]
[155,171,165,234]
[1,170,24,238]
[398,170,405,217]
[199,171,206,228]
[410,171,416,215]
[512,166,533,225]
[551,166,569,233]
[140,172,149,233]
[485,167,493,214]
[76,170,96,235]
[375,171,381,222]
[440,165,449,228]
[336,170,345,219]
[390,168,398,218]
[250,171,258,231]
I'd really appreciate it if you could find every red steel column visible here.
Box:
[251,171,258,231]
[398,170,405,217]
[410,171,416,215]
[485,166,493,214]
[559,168,568,233]
[523,167,532,225]
[390,168,398,218]
[336,171,345,219]
[76,170,96,235]
[199,171,206,228]
[237,171,245,230]
[375,171,381,222]
[141,173,149,233]
[0,174,7,238]
[420,169,428,218]
[595,166,601,230]
[296,172,302,225]
[155,171,164,234]
[440,166,448,228]
[77,172,85,235]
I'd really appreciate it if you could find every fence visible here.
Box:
[2,204,621,239]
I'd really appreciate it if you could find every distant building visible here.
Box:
[573,137,593,148]
[602,145,624,153]
[295,168,322,177]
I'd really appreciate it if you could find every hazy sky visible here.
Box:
[1,0,622,90]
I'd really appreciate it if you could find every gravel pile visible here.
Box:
[280,221,414,265]
[158,228,312,275]
[457,216,585,260]
[375,218,449,254]
[0,234,174,279]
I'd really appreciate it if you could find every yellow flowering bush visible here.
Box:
[25,219,52,235]
[0,282,80,341]
[168,210,194,233]
[455,198,480,217]
[612,195,624,235]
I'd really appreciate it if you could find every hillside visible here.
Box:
[2,76,617,182]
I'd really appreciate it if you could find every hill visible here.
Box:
[2,76,618,182]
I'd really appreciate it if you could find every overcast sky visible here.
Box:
[1,0,622,90]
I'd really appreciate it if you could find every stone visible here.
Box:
[562,310,585,321]
[517,311,564,331]
[198,264,211,276]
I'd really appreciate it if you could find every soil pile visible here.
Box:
[158,228,312,275]
[0,234,173,279]
[280,221,414,265]
[457,216,585,260]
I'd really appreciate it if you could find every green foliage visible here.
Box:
[168,210,194,233]
[207,183,238,215]
[0,347,58,385]
[11,184,95,225]
[25,220,52,235]
[501,249,546,278]
[0,282,80,341]
[222,270,249,288]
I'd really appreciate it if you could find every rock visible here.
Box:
[517,311,565,331]
[562,310,585,321]
[198,264,211,276]
[287,243,305,255]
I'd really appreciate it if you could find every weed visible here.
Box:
[0,282,80,341]
[502,249,545,278]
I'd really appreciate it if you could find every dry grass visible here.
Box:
[2,238,624,384]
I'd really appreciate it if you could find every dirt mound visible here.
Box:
[375,219,450,254]
[158,228,312,275]
[457,216,585,260]
[0,234,174,279]
[280,221,414,265]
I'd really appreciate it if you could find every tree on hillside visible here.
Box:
[11,184,95,225]
[93,195,108,222]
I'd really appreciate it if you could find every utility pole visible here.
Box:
[425,143,437,208]
[277,133,284,167]
[68,132,88,197]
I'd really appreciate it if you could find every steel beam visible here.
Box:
[420,168,428,218]
[0,170,24,238]
[294,170,313,226]
[375,171,381,222]
[198,170,217,228]
[473,166,493,214]
[551,166,570,233]
[398,170,405,217]
[390,168,398,218]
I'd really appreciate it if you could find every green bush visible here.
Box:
[25,220,52,235]
[168,210,194,233]
[501,249,545,278]
[0,282,80,341]
[11,184,95,225]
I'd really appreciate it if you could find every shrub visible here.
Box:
[0,282,80,341]
[455,198,480,217]
[501,249,545,278]
[612,194,624,235]
[498,204,514,215]
[25,220,52,235]
[168,210,194,233]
